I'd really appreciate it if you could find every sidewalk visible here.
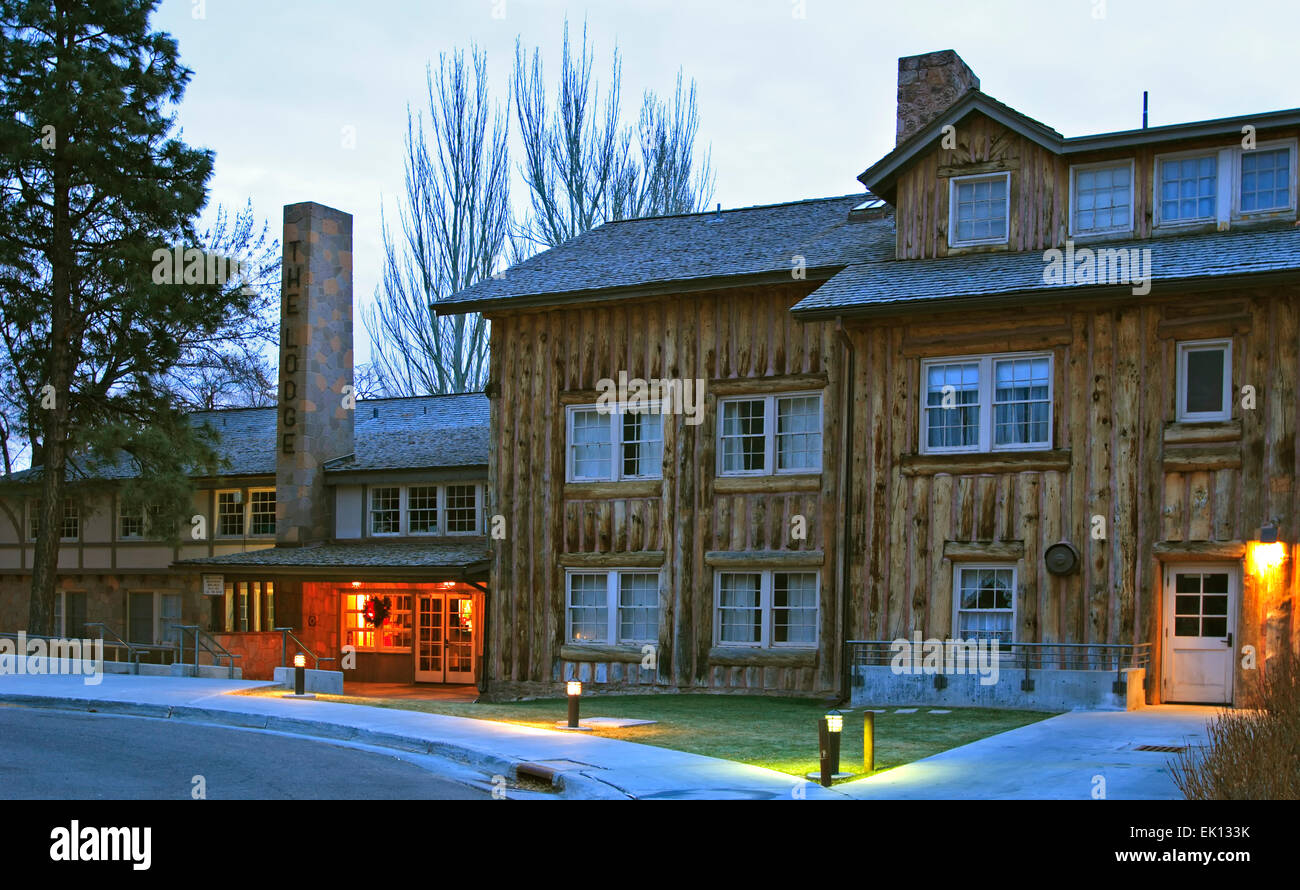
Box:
[0,674,845,800]
[837,706,1218,800]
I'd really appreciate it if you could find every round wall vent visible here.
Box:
[1044,541,1080,576]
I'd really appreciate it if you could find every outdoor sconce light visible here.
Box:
[1251,524,1285,575]
[293,653,306,696]
[566,680,582,728]
[1260,523,1280,544]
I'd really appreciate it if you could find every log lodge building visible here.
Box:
[5,51,1300,709]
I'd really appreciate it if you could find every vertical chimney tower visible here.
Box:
[896,50,980,144]
[276,202,354,546]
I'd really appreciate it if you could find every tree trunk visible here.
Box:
[27,16,73,637]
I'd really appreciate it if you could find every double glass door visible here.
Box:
[414,594,475,684]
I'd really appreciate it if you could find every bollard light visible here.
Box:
[863,710,876,773]
[566,680,582,728]
[826,710,843,734]
[293,653,306,695]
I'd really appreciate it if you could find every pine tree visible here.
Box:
[0,0,253,634]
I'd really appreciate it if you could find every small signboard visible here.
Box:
[201,574,225,597]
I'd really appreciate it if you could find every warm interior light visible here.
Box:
[351,581,361,588]
[826,711,843,733]
[1249,541,1286,574]
[566,680,582,697]
[293,653,306,668]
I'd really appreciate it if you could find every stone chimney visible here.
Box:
[896,50,980,144]
[276,202,354,546]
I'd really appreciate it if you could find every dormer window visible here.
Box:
[1070,161,1134,235]
[1157,153,1218,225]
[948,172,1009,247]
[1239,144,1293,214]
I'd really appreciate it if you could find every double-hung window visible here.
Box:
[714,570,818,648]
[717,392,822,475]
[921,353,1052,453]
[566,405,663,482]
[948,172,1010,247]
[216,490,245,537]
[30,499,80,541]
[953,564,1016,645]
[1070,161,1134,235]
[248,489,276,536]
[367,484,482,536]
[1176,339,1232,422]
[565,570,661,645]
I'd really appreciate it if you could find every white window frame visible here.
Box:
[919,352,1054,455]
[947,171,1011,247]
[716,392,823,477]
[1233,138,1298,218]
[367,484,483,537]
[564,569,661,645]
[27,498,79,542]
[130,590,182,646]
[712,569,820,649]
[1153,147,1230,229]
[565,403,664,483]
[952,563,1017,646]
[1068,159,1136,236]
[247,488,277,537]
[214,489,245,538]
[1176,338,1233,423]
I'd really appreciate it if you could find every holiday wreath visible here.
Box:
[363,595,392,627]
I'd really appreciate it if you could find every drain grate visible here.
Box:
[1135,744,1188,753]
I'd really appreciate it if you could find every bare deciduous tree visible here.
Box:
[364,48,509,397]
[512,18,715,250]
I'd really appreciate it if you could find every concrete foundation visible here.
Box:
[851,665,1145,711]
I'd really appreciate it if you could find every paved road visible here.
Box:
[0,707,487,800]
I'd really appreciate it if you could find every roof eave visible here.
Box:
[791,267,1300,321]
[435,266,846,316]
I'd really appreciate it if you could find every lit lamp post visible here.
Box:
[294,653,306,696]
[566,680,582,728]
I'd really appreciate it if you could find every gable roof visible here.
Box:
[791,224,1300,318]
[4,392,491,485]
[437,194,891,313]
[861,89,1300,200]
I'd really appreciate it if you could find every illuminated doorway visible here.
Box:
[415,593,475,684]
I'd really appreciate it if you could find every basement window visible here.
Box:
[953,565,1016,646]
[1176,339,1232,422]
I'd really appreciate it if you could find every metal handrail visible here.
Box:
[81,622,141,672]
[171,625,242,679]
[2,626,180,673]
[273,627,336,670]
[846,639,1153,672]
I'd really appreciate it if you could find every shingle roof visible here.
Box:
[438,194,891,312]
[174,540,490,570]
[791,224,1300,317]
[5,392,491,484]
[326,392,489,472]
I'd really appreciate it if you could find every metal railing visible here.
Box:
[274,627,335,670]
[0,626,182,674]
[846,639,1152,692]
[171,625,241,679]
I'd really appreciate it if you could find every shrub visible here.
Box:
[1171,648,1300,800]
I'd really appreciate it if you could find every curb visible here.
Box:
[0,692,634,799]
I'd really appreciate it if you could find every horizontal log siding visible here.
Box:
[487,282,842,696]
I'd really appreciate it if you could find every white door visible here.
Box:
[1163,564,1236,704]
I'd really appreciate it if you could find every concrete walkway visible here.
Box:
[839,706,1219,800]
[0,674,843,800]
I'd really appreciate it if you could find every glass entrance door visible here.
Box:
[415,593,475,684]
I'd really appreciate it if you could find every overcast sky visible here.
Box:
[154,0,1300,367]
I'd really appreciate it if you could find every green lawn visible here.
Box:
[242,688,1054,782]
